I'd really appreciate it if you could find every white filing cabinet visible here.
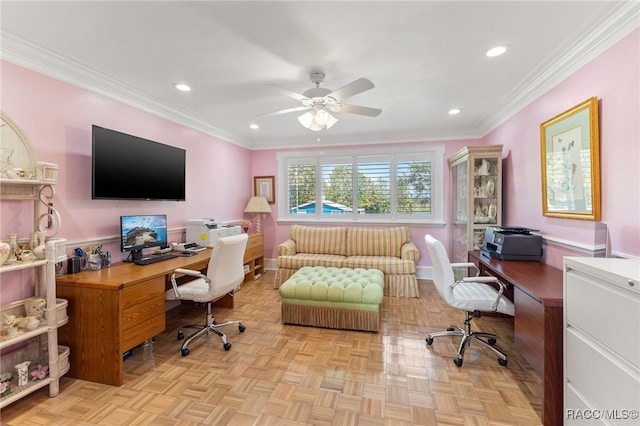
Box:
[563,257,640,425]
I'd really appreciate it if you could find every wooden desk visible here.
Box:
[468,251,563,426]
[55,250,228,386]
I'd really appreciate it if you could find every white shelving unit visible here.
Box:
[1,111,68,408]
[0,238,69,408]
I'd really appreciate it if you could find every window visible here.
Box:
[277,145,445,224]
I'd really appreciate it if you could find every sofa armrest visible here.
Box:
[278,239,297,256]
[401,241,420,261]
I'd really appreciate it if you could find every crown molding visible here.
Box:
[0,33,251,149]
[2,1,638,150]
[476,1,640,136]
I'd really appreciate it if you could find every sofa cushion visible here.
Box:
[346,226,410,257]
[342,255,417,275]
[278,253,347,270]
[290,224,347,256]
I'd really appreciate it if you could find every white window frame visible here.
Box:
[277,144,445,225]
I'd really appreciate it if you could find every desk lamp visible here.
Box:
[243,196,271,233]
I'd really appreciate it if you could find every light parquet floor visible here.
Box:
[1,271,543,425]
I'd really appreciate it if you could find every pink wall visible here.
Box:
[484,29,640,267]
[1,61,253,263]
[2,27,638,290]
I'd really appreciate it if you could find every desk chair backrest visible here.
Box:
[206,233,249,298]
[425,234,457,305]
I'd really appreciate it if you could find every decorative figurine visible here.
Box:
[14,361,30,386]
[30,364,49,380]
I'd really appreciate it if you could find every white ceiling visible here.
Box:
[1,1,638,150]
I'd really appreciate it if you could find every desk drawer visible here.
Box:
[244,246,263,262]
[123,277,165,308]
[122,312,165,351]
[122,294,165,331]
[247,234,263,250]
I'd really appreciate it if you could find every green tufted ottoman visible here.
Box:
[279,266,384,332]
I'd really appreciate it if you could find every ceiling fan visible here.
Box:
[262,72,382,131]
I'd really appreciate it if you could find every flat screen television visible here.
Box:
[92,125,186,201]
[120,214,168,261]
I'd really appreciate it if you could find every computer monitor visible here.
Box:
[120,214,168,262]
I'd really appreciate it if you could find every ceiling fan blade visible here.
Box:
[267,84,309,102]
[330,103,382,117]
[259,105,311,117]
[327,78,375,102]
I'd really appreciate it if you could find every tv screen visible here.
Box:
[120,214,168,261]
[92,125,186,200]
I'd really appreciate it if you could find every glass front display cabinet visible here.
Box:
[448,145,503,263]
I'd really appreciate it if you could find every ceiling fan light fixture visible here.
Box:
[271,72,376,132]
[298,111,314,128]
[324,113,338,129]
[298,110,338,131]
[315,109,331,125]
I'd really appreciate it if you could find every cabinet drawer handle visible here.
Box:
[629,280,635,287]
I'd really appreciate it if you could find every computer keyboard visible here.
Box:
[134,253,178,265]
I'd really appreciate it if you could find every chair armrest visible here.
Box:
[174,268,204,277]
[278,239,297,256]
[462,275,507,311]
[401,241,420,261]
[169,268,208,299]
[461,276,497,283]
[451,262,480,277]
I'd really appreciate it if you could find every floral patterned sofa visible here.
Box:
[275,225,421,297]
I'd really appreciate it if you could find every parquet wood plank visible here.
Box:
[0,272,543,425]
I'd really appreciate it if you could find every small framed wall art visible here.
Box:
[254,175,275,204]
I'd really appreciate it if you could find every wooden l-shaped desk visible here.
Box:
[56,249,220,386]
[468,250,563,426]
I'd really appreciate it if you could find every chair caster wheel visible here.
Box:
[181,348,190,357]
[498,358,508,366]
[239,325,246,333]
[426,337,434,345]
[454,358,463,367]
[488,338,497,345]
[447,327,455,332]
[177,331,184,340]
[223,342,232,351]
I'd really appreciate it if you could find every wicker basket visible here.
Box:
[58,345,70,376]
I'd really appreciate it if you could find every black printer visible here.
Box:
[480,226,543,261]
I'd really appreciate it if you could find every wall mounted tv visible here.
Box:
[91,125,186,201]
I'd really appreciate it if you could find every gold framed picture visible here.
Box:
[540,97,600,220]
[254,175,275,204]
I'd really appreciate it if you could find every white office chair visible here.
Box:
[166,233,249,356]
[424,234,514,367]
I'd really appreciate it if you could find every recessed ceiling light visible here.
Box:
[174,83,191,92]
[448,108,461,115]
[249,123,259,130]
[486,46,507,57]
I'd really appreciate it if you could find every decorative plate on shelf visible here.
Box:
[486,178,495,197]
